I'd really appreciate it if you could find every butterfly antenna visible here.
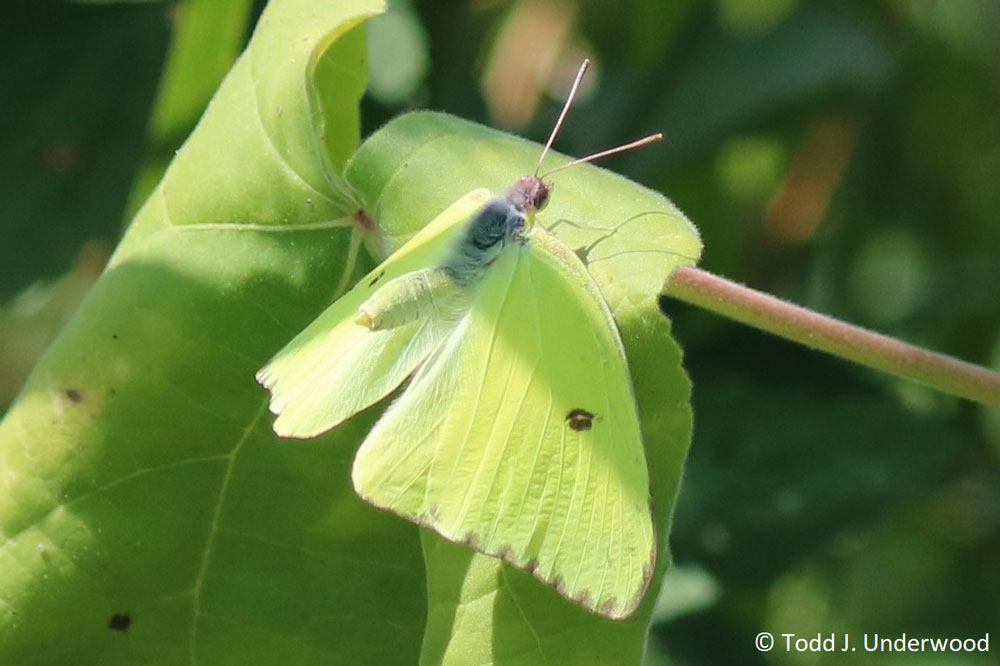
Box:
[538,133,664,179]
[533,58,591,177]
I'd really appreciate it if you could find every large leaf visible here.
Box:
[0,1,432,665]
[345,112,700,664]
[125,0,256,218]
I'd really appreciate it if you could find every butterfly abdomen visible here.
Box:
[356,268,458,331]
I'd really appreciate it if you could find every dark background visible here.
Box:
[2,1,998,664]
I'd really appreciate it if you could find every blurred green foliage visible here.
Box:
[0,3,168,301]
[2,0,999,663]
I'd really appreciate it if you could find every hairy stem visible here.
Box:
[664,267,1000,409]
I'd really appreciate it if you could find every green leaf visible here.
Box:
[346,112,698,664]
[0,242,111,407]
[125,0,256,218]
[0,1,431,665]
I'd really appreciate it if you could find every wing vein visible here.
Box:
[516,376,551,554]
[484,346,538,547]
[472,339,520,544]
[573,435,597,595]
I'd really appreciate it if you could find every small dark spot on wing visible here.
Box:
[463,531,480,549]
[368,270,386,287]
[566,408,595,431]
[108,613,131,631]
[65,388,82,403]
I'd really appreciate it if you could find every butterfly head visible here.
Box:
[507,175,551,214]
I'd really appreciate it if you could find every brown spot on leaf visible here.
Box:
[566,408,595,431]
[354,208,376,232]
[65,389,82,403]
[108,613,131,631]
[368,270,386,287]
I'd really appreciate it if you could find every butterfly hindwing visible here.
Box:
[352,227,654,619]
[257,190,492,438]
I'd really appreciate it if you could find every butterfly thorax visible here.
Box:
[357,194,526,332]
[441,196,526,286]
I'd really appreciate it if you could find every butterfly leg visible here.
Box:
[510,213,530,245]
[541,217,616,263]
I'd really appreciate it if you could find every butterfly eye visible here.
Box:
[534,185,550,212]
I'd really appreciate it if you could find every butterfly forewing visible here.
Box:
[257,190,492,438]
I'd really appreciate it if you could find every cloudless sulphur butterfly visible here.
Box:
[257,60,661,619]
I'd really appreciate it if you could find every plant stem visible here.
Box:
[664,267,1000,409]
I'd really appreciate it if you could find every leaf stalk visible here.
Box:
[665,266,1000,409]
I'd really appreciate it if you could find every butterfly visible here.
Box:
[257,60,659,619]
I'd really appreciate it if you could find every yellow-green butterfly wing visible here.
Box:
[257,189,492,438]
[352,225,653,619]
